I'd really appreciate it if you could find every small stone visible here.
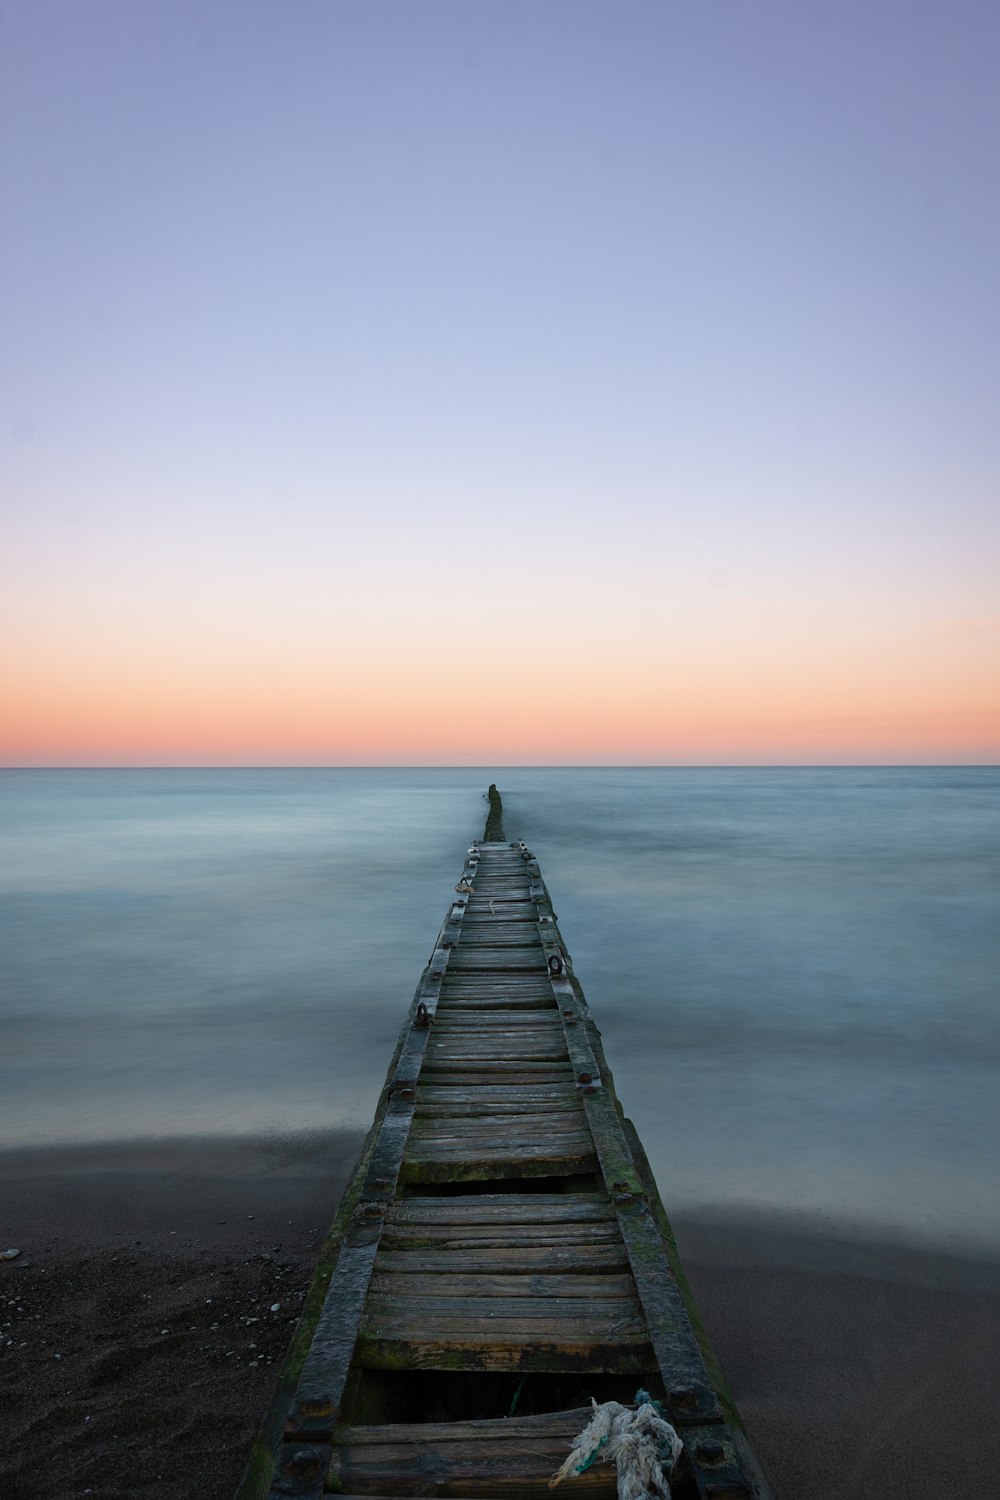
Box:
[270,1303,280,1313]
[1,1249,21,1261]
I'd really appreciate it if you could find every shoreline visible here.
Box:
[2,1135,999,1498]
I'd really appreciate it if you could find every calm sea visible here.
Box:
[1,768,997,1256]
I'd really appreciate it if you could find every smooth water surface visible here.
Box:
[2,768,997,1255]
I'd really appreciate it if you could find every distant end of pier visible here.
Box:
[484,783,505,841]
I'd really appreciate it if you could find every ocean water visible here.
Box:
[1,767,998,1256]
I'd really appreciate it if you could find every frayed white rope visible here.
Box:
[549,1398,683,1499]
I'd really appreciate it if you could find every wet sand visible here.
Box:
[2,1135,999,1499]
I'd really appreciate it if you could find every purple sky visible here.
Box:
[2,2,998,763]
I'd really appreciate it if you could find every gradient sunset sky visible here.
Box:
[2,1,998,765]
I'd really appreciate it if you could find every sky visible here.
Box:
[1,0,998,765]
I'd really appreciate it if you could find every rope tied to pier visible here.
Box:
[548,1394,683,1500]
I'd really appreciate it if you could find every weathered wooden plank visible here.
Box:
[426,1034,566,1049]
[429,1017,562,1032]
[414,1085,580,1106]
[410,1107,585,1127]
[414,1099,583,1119]
[446,950,548,971]
[457,910,540,921]
[439,977,555,994]
[421,1058,573,1076]
[424,1044,568,1059]
[457,924,544,946]
[329,1453,615,1499]
[373,1245,630,1274]
[438,990,552,1000]
[389,1194,613,1222]
[426,1028,567,1046]
[439,970,553,986]
[463,902,538,919]
[425,1042,569,1061]
[402,1134,592,1154]
[430,1013,562,1029]
[401,1143,596,1168]
[366,1293,643,1322]
[423,1049,569,1063]
[368,1271,637,1299]
[438,980,554,996]
[423,1027,565,1043]
[329,1407,618,1498]
[408,1129,590,1151]
[458,916,543,930]
[419,1074,576,1091]
[336,1403,595,1441]
[407,1137,593,1158]
[408,1119,590,1145]
[415,1071,575,1088]
[355,1330,653,1373]
[434,1002,560,1014]
[406,1135,594,1159]
[399,1151,598,1184]
[283,1213,384,1446]
[381,1222,622,1246]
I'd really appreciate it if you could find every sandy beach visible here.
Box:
[2,1134,999,1500]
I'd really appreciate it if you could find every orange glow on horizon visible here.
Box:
[3,632,997,766]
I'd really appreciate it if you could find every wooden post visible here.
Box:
[484,783,505,841]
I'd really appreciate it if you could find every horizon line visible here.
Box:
[2,763,997,773]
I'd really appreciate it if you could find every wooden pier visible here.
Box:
[240,792,770,1500]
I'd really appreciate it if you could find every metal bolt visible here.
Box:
[297,1397,332,1418]
[578,1071,593,1084]
[694,1439,726,1465]
[669,1385,699,1408]
[286,1448,323,1477]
